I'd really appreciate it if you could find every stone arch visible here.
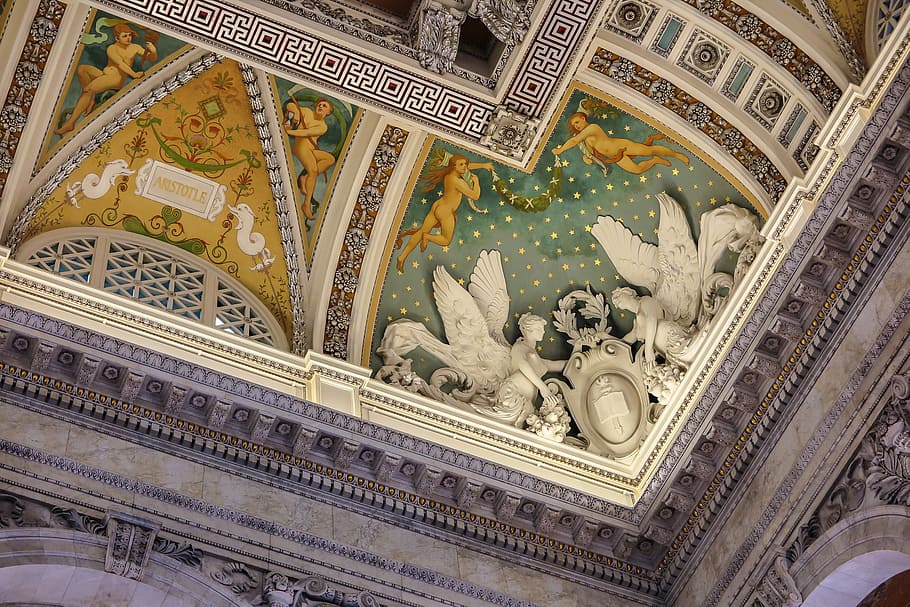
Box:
[790,505,910,606]
[0,528,242,607]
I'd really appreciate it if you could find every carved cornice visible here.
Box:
[0,354,658,597]
[0,487,393,607]
[0,457,544,607]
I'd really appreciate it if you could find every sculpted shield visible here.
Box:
[555,338,648,458]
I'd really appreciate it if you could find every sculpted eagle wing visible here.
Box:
[433,264,510,385]
[591,214,660,293]
[467,250,510,346]
[654,192,700,325]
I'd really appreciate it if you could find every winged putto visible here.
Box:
[377,250,570,438]
[592,192,762,390]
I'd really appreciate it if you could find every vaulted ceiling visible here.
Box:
[0,0,907,604]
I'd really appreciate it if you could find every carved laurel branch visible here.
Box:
[552,286,612,348]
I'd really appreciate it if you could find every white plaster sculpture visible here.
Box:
[414,0,466,74]
[592,192,762,398]
[377,250,569,436]
[468,0,530,45]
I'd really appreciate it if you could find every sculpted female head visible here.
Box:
[518,313,547,341]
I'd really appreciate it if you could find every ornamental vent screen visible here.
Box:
[23,232,279,347]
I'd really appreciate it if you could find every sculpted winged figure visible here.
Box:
[378,249,512,394]
[378,249,564,428]
[592,192,702,327]
[592,192,761,369]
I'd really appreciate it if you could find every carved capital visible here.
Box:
[480,106,540,158]
[104,512,160,580]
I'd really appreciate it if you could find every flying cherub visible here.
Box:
[551,112,688,175]
[395,151,494,273]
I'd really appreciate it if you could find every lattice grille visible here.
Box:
[105,242,206,321]
[877,0,908,49]
[25,238,96,284]
[21,233,280,348]
[215,281,274,346]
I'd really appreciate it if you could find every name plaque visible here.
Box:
[135,159,226,221]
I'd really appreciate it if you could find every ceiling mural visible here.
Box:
[40,10,191,168]
[0,1,12,36]
[368,85,765,452]
[270,76,362,263]
[21,58,294,339]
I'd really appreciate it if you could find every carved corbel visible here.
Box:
[76,355,101,385]
[120,370,145,403]
[104,512,160,580]
[479,105,540,159]
[373,452,401,482]
[413,0,466,73]
[468,0,530,44]
[495,492,521,520]
[251,413,276,444]
[208,400,232,429]
[164,385,187,415]
[292,426,319,458]
[31,341,55,372]
[414,464,443,494]
[748,553,802,607]
[332,439,360,470]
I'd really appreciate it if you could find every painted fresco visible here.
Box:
[40,10,189,164]
[271,76,360,261]
[0,1,13,39]
[369,86,765,447]
[25,59,292,336]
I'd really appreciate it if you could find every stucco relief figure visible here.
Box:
[483,313,567,429]
[377,250,571,438]
[551,112,689,176]
[284,97,336,221]
[592,192,762,399]
[610,287,701,371]
[395,151,494,273]
[55,23,158,135]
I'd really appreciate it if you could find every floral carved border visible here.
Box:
[0,0,65,198]
[323,125,408,359]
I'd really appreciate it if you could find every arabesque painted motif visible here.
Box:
[26,59,292,336]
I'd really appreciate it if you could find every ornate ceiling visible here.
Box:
[0,0,908,604]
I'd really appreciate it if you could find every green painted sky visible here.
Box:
[369,89,760,377]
